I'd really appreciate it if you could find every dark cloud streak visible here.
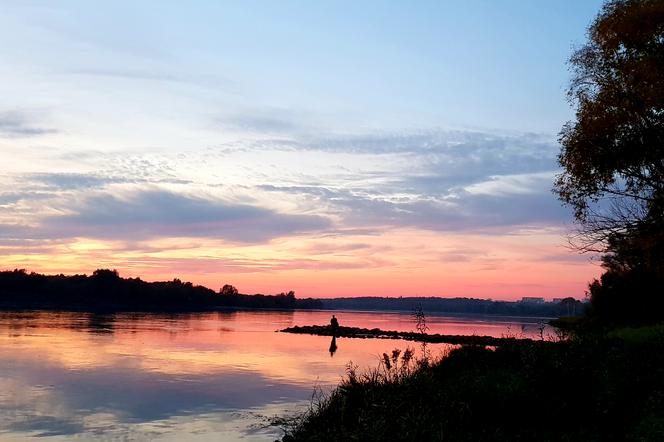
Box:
[25,173,191,190]
[259,183,569,233]
[41,189,331,243]
[0,111,56,137]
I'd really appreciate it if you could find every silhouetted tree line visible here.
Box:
[0,269,322,311]
[320,296,585,317]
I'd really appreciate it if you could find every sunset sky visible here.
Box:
[0,1,605,299]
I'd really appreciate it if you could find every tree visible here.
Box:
[558,297,577,317]
[92,269,120,279]
[555,0,664,253]
[219,284,239,296]
[556,0,664,325]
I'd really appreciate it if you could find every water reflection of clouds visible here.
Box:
[0,312,365,440]
[1,322,346,382]
[0,310,547,440]
[0,312,316,440]
[0,356,308,439]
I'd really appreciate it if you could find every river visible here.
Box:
[0,310,554,441]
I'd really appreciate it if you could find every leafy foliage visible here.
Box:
[556,0,664,248]
[555,0,664,326]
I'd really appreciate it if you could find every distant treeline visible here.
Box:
[0,269,323,311]
[320,296,585,317]
[0,269,584,317]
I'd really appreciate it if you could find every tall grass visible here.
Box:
[278,327,664,441]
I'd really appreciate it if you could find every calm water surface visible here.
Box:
[0,310,552,441]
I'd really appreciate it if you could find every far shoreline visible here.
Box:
[0,306,558,321]
[0,269,583,319]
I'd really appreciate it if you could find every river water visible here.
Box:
[0,310,553,441]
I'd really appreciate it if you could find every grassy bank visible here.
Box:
[279,327,664,441]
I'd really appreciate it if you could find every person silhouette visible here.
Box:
[330,314,339,337]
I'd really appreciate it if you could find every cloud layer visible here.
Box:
[0,128,569,242]
[0,125,595,298]
[2,188,330,243]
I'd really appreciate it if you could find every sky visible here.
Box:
[0,0,606,299]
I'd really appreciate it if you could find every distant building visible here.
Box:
[521,297,545,304]
[552,298,564,303]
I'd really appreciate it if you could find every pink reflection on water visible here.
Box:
[0,310,554,440]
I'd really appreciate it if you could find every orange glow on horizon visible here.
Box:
[0,227,600,301]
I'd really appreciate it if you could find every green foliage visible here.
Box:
[608,323,664,343]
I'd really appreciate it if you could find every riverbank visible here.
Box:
[279,325,664,441]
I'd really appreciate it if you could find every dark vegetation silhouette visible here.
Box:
[320,296,584,317]
[279,1,664,440]
[281,324,533,346]
[0,268,584,317]
[554,0,664,327]
[281,335,664,441]
[0,269,322,311]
